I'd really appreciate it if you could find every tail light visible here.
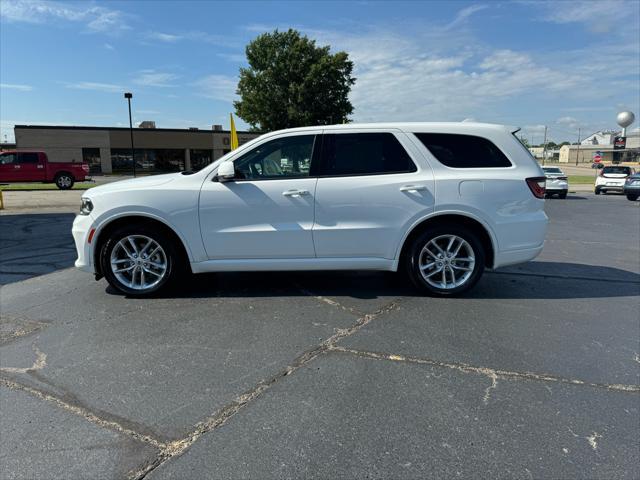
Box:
[526,177,546,199]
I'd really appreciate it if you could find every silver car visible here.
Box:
[542,167,568,199]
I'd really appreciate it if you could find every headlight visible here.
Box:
[80,198,93,215]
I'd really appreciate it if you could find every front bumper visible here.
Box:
[72,214,96,273]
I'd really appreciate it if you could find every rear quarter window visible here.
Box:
[413,133,512,168]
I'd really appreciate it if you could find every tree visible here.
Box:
[234,29,355,131]
[518,136,531,148]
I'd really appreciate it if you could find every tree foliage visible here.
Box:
[234,29,355,131]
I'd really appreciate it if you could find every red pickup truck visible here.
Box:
[0,151,90,189]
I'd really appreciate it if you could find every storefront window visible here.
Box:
[82,148,102,174]
[110,149,185,173]
[190,149,214,171]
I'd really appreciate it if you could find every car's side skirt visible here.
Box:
[190,257,396,273]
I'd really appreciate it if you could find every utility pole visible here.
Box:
[575,127,581,166]
[542,126,548,166]
[124,92,136,178]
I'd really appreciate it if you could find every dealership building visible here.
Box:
[11,123,261,174]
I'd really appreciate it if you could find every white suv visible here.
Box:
[73,123,548,296]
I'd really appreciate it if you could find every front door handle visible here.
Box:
[400,184,427,192]
[282,189,310,197]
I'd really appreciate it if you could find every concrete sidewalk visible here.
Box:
[0,191,82,213]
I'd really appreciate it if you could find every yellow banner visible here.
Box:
[230,113,239,150]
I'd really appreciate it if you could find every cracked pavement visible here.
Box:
[1,193,639,479]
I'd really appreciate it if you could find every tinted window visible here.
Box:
[602,166,631,175]
[543,167,562,174]
[0,153,16,165]
[414,133,512,168]
[320,133,416,176]
[234,135,315,180]
[18,152,39,164]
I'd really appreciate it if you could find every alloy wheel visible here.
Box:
[110,235,168,291]
[418,234,476,290]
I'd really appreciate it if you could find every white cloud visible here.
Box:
[142,30,240,48]
[527,0,639,34]
[0,0,130,33]
[104,43,114,50]
[193,75,238,102]
[290,23,637,126]
[146,31,182,43]
[0,83,33,91]
[65,81,124,93]
[445,4,489,29]
[132,70,179,88]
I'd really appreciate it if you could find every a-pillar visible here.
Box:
[184,149,191,171]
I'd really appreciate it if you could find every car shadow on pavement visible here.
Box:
[0,213,76,285]
[549,195,588,200]
[111,261,640,301]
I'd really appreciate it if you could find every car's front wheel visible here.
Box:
[405,225,485,296]
[627,194,639,201]
[100,225,178,296]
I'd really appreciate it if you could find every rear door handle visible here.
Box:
[400,184,427,192]
[282,189,310,197]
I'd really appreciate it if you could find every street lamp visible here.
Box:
[124,92,136,178]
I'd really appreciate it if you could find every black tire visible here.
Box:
[405,225,485,296]
[100,224,179,296]
[54,172,74,190]
[627,194,639,201]
[559,193,567,199]
[594,188,601,195]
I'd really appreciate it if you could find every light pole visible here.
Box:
[124,92,136,178]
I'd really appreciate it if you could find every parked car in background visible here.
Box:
[594,165,634,195]
[72,122,548,297]
[0,151,90,189]
[623,172,640,201]
[542,166,568,198]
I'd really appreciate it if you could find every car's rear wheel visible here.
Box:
[559,192,567,199]
[594,188,601,195]
[55,173,74,190]
[100,225,178,296]
[405,225,485,296]
[627,194,639,201]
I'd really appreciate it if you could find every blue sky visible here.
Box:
[1,0,639,143]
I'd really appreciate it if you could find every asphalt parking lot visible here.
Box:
[1,193,638,479]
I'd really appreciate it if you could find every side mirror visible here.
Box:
[215,161,235,182]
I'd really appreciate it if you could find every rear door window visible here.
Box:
[413,133,512,168]
[318,132,416,177]
[18,153,39,164]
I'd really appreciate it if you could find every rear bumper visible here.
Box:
[494,244,544,269]
[72,214,95,273]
